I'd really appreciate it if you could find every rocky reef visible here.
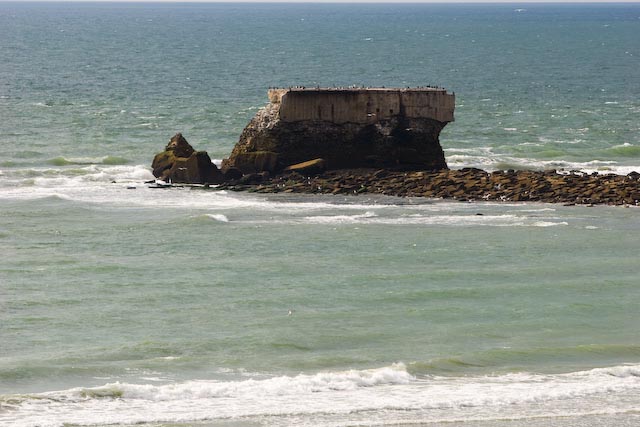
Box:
[149,88,640,206]
[217,168,640,206]
[221,88,454,174]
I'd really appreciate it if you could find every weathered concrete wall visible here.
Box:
[268,88,455,124]
[224,87,455,174]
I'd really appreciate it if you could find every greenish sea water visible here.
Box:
[1,3,639,426]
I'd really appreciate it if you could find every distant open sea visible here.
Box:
[1,2,640,426]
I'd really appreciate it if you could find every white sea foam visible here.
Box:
[302,212,568,227]
[7,154,637,214]
[531,220,568,227]
[445,143,640,175]
[3,363,640,427]
[507,207,556,213]
[447,152,640,176]
[205,213,230,222]
[303,211,378,224]
[1,165,398,212]
[0,164,579,229]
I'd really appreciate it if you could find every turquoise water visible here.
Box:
[1,3,640,426]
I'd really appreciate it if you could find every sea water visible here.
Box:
[1,3,639,426]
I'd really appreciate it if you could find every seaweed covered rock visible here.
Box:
[151,133,223,184]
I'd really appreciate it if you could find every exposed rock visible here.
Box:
[151,133,223,184]
[223,88,454,174]
[225,150,279,174]
[166,132,195,158]
[627,171,640,181]
[148,89,639,206]
[238,171,270,185]
[167,151,223,184]
[216,168,640,206]
[151,150,177,179]
[222,167,244,181]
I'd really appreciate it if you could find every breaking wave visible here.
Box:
[2,363,640,427]
[47,156,131,166]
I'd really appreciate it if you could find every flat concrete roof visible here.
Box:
[271,87,450,93]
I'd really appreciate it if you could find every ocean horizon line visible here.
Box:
[2,0,640,4]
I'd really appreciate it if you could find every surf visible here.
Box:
[3,363,640,427]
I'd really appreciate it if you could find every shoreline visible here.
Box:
[213,168,640,206]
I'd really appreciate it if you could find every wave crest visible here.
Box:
[79,363,413,401]
[3,363,640,427]
[47,156,130,166]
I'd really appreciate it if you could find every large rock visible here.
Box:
[165,132,195,158]
[151,133,223,184]
[229,151,279,174]
[222,88,454,174]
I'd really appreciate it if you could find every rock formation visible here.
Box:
[216,168,640,206]
[222,88,455,174]
[151,133,223,184]
[147,89,640,206]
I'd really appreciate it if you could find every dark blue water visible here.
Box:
[1,2,639,169]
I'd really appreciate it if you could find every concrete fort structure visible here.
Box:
[222,87,455,174]
[268,87,455,124]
